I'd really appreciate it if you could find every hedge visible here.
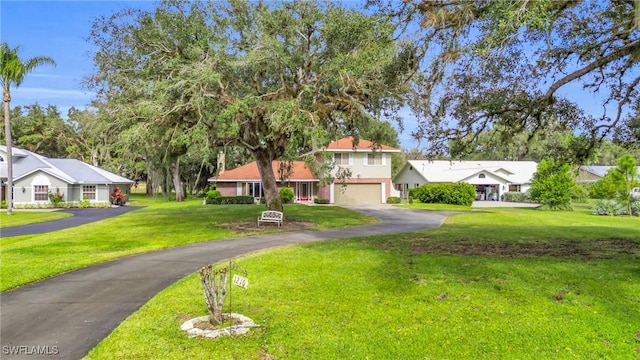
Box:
[412,183,476,206]
[502,191,528,203]
[387,196,401,204]
[314,198,330,204]
[207,196,255,205]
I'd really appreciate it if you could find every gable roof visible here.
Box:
[0,145,134,185]
[210,160,317,182]
[306,136,400,154]
[579,165,640,179]
[397,160,538,184]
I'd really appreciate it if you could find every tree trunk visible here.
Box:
[172,156,184,202]
[199,265,228,326]
[254,150,283,212]
[3,87,14,215]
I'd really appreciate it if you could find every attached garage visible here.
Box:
[334,183,382,205]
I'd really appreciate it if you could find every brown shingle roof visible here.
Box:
[210,160,317,182]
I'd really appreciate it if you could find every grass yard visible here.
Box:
[0,210,72,228]
[0,199,375,291]
[86,207,640,360]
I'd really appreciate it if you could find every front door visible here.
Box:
[299,183,309,201]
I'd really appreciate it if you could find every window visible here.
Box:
[247,182,263,198]
[366,153,382,166]
[34,185,49,201]
[334,153,350,165]
[509,184,522,192]
[478,173,486,179]
[83,185,97,200]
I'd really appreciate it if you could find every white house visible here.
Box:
[0,146,134,207]
[210,137,401,205]
[393,160,538,201]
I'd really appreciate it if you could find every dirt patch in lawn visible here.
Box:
[215,220,315,233]
[409,238,640,259]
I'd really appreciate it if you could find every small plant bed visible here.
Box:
[181,313,259,338]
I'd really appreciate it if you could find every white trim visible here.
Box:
[381,182,386,203]
[329,183,335,204]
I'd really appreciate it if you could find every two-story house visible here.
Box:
[209,137,400,205]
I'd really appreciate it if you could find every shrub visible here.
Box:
[387,196,401,204]
[48,192,65,208]
[529,158,576,210]
[208,196,254,205]
[0,200,6,209]
[111,187,127,206]
[408,196,413,204]
[279,187,295,203]
[314,198,330,204]
[631,198,640,216]
[205,189,221,202]
[503,192,528,203]
[589,173,618,199]
[414,183,476,206]
[408,187,423,201]
[572,184,589,203]
[78,198,91,208]
[591,199,624,216]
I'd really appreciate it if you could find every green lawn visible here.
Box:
[0,210,72,228]
[86,208,640,359]
[0,200,375,291]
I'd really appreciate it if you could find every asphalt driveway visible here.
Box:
[1,205,453,360]
[1,206,144,238]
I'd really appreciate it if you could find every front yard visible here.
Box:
[85,206,639,359]
[0,199,375,291]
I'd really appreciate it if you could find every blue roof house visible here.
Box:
[0,146,134,207]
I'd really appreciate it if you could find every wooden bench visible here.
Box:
[257,210,284,227]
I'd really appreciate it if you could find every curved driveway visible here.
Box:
[1,206,452,360]
[1,207,143,238]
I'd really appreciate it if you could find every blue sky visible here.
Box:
[0,1,612,151]
[1,1,156,115]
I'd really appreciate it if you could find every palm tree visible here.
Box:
[1,43,55,214]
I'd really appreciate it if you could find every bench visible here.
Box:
[257,210,284,227]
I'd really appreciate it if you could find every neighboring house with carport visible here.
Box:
[209,137,401,205]
[0,145,134,207]
[393,160,538,201]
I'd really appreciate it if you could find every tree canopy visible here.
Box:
[375,0,639,160]
[87,0,415,210]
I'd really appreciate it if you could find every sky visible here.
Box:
[1,1,155,114]
[0,1,613,152]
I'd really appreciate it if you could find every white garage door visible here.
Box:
[334,184,381,205]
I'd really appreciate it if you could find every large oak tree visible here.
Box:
[87,0,414,210]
